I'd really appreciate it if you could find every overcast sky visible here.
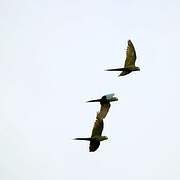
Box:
[1,0,180,180]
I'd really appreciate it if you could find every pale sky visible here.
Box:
[1,0,180,180]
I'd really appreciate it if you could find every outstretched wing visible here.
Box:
[89,100,111,151]
[91,102,111,137]
[97,103,111,120]
[91,115,104,137]
[89,118,103,152]
[124,40,136,68]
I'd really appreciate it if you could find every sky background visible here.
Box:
[1,0,180,180]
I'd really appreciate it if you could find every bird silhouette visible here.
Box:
[74,94,118,152]
[105,40,140,76]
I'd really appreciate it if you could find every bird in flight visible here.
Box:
[105,40,140,76]
[74,93,118,152]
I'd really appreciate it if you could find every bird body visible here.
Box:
[106,40,140,76]
[74,112,107,152]
[74,94,118,152]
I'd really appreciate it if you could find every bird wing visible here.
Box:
[89,102,111,151]
[97,103,111,120]
[124,40,136,68]
[91,103,110,137]
[89,119,103,152]
[91,115,104,137]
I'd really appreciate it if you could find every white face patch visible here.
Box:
[105,93,115,100]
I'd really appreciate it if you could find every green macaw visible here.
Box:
[74,94,118,152]
[106,40,140,76]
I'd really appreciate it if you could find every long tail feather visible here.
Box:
[73,137,91,141]
[105,68,125,71]
[86,99,101,103]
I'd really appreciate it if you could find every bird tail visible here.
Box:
[73,137,91,141]
[86,99,101,103]
[105,68,126,71]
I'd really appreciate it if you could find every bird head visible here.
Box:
[101,136,108,141]
[86,93,118,104]
[104,93,118,102]
[135,66,140,71]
